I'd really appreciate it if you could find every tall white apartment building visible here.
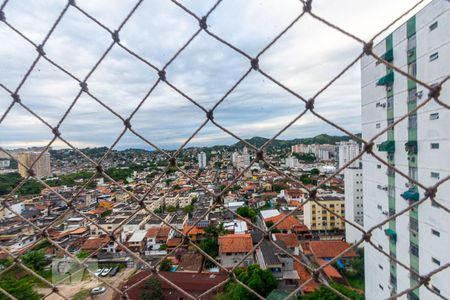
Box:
[362,1,449,299]
[17,151,51,178]
[198,151,207,169]
[344,168,364,244]
[285,156,299,169]
[337,141,360,169]
[235,146,250,169]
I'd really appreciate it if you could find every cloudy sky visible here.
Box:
[0,0,431,150]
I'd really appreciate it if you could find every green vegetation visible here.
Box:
[199,224,224,268]
[101,209,112,218]
[183,204,194,215]
[105,167,133,183]
[21,250,46,272]
[159,244,168,250]
[236,206,257,222]
[167,205,177,213]
[298,174,318,185]
[0,276,41,300]
[299,283,364,300]
[140,277,163,300]
[293,152,316,163]
[310,168,320,175]
[342,248,364,290]
[0,173,44,196]
[271,183,283,193]
[72,289,91,300]
[159,259,172,271]
[46,170,95,187]
[216,265,277,300]
[76,250,91,260]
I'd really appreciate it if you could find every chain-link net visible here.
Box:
[0,0,448,299]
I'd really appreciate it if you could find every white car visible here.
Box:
[94,268,104,277]
[90,287,106,295]
[100,268,111,276]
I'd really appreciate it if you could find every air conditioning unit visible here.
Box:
[382,186,388,191]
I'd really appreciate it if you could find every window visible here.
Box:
[387,117,394,126]
[407,34,416,51]
[432,257,441,266]
[379,264,383,270]
[430,112,439,120]
[387,96,393,109]
[409,167,418,181]
[377,204,382,210]
[408,62,417,76]
[429,21,438,31]
[429,52,439,61]
[379,284,384,290]
[432,286,441,294]
[408,113,417,129]
[408,88,417,103]
[431,143,439,149]
[410,243,419,256]
[376,123,381,129]
[431,229,440,237]
[377,164,381,169]
[410,218,418,232]
[431,172,440,179]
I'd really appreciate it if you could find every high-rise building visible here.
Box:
[336,141,360,169]
[235,146,250,169]
[197,151,207,169]
[344,168,363,244]
[285,156,299,169]
[362,1,449,299]
[17,151,51,179]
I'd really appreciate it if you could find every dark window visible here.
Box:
[410,243,419,257]
[429,52,439,61]
[429,21,438,31]
[431,143,439,149]
[431,229,440,237]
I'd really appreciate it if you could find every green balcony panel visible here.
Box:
[407,16,416,38]
[378,141,395,152]
[385,228,397,242]
[401,189,419,201]
[382,49,394,62]
[377,71,394,86]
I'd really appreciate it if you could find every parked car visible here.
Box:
[90,287,106,295]
[109,266,119,277]
[100,268,111,276]
[94,268,104,277]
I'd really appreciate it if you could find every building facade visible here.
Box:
[337,141,360,170]
[17,151,51,178]
[344,168,364,244]
[197,151,207,169]
[362,1,450,299]
[303,195,346,233]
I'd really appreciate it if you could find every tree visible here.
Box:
[236,206,257,222]
[183,204,194,215]
[300,284,364,300]
[271,183,283,193]
[199,224,224,268]
[140,277,164,300]
[216,265,277,300]
[167,205,177,213]
[0,276,41,300]
[310,168,320,176]
[159,259,172,271]
[21,250,46,272]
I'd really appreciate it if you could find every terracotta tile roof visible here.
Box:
[167,238,182,247]
[285,189,304,197]
[307,240,357,259]
[87,207,107,215]
[81,236,110,251]
[183,225,205,236]
[265,213,302,231]
[274,233,298,248]
[123,271,227,300]
[293,259,318,293]
[316,258,343,280]
[218,234,252,253]
[146,228,159,238]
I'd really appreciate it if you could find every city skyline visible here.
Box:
[0,0,431,150]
